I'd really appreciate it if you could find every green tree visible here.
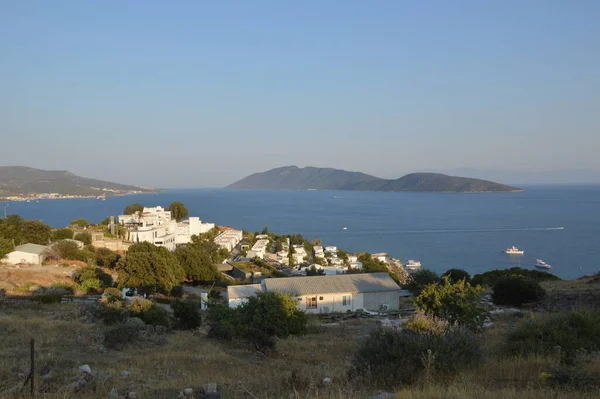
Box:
[0,215,24,244]
[0,237,13,259]
[54,240,80,260]
[21,220,52,245]
[174,245,219,282]
[116,243,185,295]
[442,268,471,284]
[167,202,189,222]
[73,266,114,288]
[404,268,440,296]
[70,218,89,228]
[52,228,74,240]
[123,203,144,215]
[96,247,120,268]
[74,232,92,245]
[261,226,269,235]
[415,276,488,331]
[306,265,325,276]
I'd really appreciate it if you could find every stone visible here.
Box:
[323,377,332,384]
[108,387,119,398]
[371,392,394,399]
[79,364,92,374]
[127,392,137,399]
[121,370,130,378]
[41,370,54,380]
[0,385,22,396]
[180,387,194,396]
[201,383,220,399]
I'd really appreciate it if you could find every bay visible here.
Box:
[3,185,599,279]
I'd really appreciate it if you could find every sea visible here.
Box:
[3,185,599,280]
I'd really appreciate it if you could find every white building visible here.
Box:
[348,254,359,263]
[324,246,338,254]
[227,273,401,313]
[372,253,389,263]
[3,244,48,265]
[214,230,243,251]
[227,284,262,308]
[118,206,215,250]
[247,239,269,259]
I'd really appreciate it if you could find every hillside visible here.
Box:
[226,166,520,193]
[0,166,155,198]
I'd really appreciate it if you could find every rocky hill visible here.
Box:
[226,166,520,193]
[0,166,155,198]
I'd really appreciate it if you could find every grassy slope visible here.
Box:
[1,279,599,398]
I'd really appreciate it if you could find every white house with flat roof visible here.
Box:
[227,272,401,313]
[214,230,243,251]
[176,217,215,245]
[247,239,269,259]
[3,243,48,265]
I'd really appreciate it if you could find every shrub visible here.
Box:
[350,326,482,387]
[128,297,154,314]
[52,228,74,240]
[170,285,184,298]
[442,268,471,284]
[31,287,68,303]
[73,266,114,288]
[50,282,76,295]
[91,300,126,325]
[54,240,81,260]
[34,293,63,304]
[103,287,122,302]
[140,304,172,328]
[172,300,202,330]
[506,310,600,363]
[76,249,96,263]
[96,247,120,268]
[492,276,546,307]
[415,276,488,331]
[74,232,92,245]
[104,321,141,350]
[472,267,559,287]
[403,311,452,336]
[404,269,440,296]
[207,305,240,340]
[82,278,102,294]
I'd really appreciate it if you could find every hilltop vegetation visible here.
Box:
[226,165,520,192]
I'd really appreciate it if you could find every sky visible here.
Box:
[1,1,599,188]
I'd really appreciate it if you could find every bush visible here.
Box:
[139,304,172,328]
[416,276,488,331]
[76,249,96,263]
[52,228,74,240]
[103,287,122,301]
[403,311,452,336]
[442,268,471,284]
[34,294,63,304]
[73,266,114,288]
[350,326,482,387]
[172,300,202,330]
[96,247,120,268]
[104,321,141,350]
[74,232,92,245]
[206,305,240,340]
[472,267,559,287]
[82,278,102,294]
[91,300,126,325]
[506,309,600,363]
[170,285,184,298]
[31,287,68,303]
[404,269,440,296]
[128,297,153,314]
[54,240,81,260]
[492,276,546,307]
[50,282,76,295]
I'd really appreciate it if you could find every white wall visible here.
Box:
[292,292,363,314]
[4,251,42,265]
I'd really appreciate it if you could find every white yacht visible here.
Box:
[505,246,524,255]
[535,259,552,270]
[405,260,422,270]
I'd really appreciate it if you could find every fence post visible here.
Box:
[30,338,34,397]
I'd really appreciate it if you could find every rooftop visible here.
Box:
[263,272,400,296]
[227,284,262,299]
[12,243,48,255]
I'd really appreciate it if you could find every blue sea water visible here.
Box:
[3,185,600,279]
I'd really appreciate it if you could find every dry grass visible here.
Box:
[1,302,600,398]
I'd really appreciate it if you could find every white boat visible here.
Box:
[343,227,347,230]
[535,259,552,270]
[505,246,524,255]
[405,260,422,270]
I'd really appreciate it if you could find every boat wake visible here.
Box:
[349,227,566,235]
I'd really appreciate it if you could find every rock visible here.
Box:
[121,370,130,378]
[181,387,194,396]
[201,383,220,399]
[127,392,137,399]
[79,364,92,374]
[64,377,87,393]
[323,377,332,384]
[371,392,394,399]
[41,370,54,380]
[0,385,22,396]
[108,387,119,398]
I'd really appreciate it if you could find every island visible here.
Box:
[226,166,521,193]
[0,166,156,201]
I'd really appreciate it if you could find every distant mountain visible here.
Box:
[0,166,156,198]
[436,168,600,185]
[226,166,520,193]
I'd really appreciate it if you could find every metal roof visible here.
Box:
[263,272,400,296]
[12,243,48,255]
[227,284,262,299]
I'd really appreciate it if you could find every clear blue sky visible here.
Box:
[1,1,599,187]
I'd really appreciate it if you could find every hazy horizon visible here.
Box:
[2,1,599,187]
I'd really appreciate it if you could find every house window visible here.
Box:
[342,295,351,306]
[306,296,317,309]
[319,296,324,300]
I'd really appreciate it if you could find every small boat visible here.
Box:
[405,260,422,270]
[535,259,552,270]
[505,246,524,255]
[343,227,347,230]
